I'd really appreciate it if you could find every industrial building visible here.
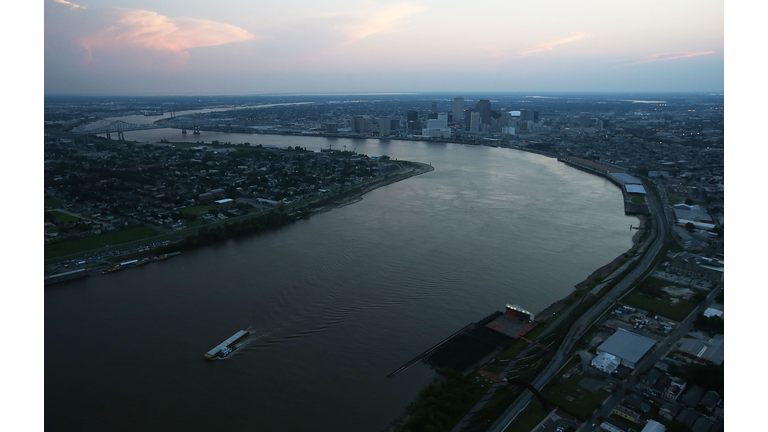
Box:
[674,334,724,366]
[595,328,656,369]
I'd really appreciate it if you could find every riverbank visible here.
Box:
[325,162,434,211]
[44,160,434,275]
[383,152,646,432]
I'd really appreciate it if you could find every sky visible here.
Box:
[43,0,724,95]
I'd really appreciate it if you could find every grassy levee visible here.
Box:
[44,226,161,259]
[396,369,491,432]
[463,384,526,432]
[503,399,549,432]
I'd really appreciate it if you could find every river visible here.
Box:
[45,129,637,431]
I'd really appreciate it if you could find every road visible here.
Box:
[486,181,668,432]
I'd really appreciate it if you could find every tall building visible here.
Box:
[423,114,451,138]
[353,116,368,134]
[464,108,474,131]
[453,97,464,123]
[475,99,492,125]
[470,111,481,133]
[379,116,391,136]
[431,102,438,113]
[407,110,419,122]
[520,110,539,122]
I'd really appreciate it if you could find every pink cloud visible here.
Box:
[53,0,84,9]
[334,4,428,42]
[518,32,590,57]
[633,51,715,64]
[46,0,254,73]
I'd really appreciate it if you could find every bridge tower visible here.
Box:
[182,127,187,134]
[193,125,200,135]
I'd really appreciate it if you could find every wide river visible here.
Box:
[46,127,637,431]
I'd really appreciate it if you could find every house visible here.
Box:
[658,401,679,422]
[680,385,705,408]
[663,377,687,401]
[692,417,713,432]
[676,408,698,429]
[613,403,641,424]
[640,420,666,432]
[698,391,720,415]
[639,369,665,391]
[600,419,631,432]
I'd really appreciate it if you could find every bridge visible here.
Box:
[71,117,204,140]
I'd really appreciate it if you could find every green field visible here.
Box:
[541,372,611,420]
[44,198,64,209]
[44,226,161,259]
[47,210,79,224]
[177,203,239,215]
[621,290,698,321]
[178,204,216,215]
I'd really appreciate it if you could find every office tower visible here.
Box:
[423,114,451,138]
[428,113,438,120]
[326,123,338,133]
[464,108,474,131]
[453,97,464,123]
[431,102,438,113]
[353,115,367,133]
[390,119,399,130]
[407,110,418,122]
[520,110,539,122]
[470,112,481,133]
[474,99,492,125]
[379,116,391,136]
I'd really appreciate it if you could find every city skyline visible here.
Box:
[44,0,724,95]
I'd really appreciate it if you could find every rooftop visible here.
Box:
[596,328,656,365]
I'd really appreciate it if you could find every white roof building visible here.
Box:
[591,352,620,374]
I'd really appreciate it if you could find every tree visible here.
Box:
[665,420,692,432]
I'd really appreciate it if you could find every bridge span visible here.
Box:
[71,118,204,139]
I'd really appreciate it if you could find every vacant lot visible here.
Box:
[622,289,698,321]
[541,369,611,420]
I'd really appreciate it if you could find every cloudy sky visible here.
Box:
[44,0,724,95]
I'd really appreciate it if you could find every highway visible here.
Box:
[486,181,668,432]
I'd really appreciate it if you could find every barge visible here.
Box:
[204,330,249,359]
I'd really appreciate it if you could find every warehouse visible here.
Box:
[595,328,656,369]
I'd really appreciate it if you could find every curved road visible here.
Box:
[487,182,668,432]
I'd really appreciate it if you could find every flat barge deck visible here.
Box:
[204,330,249,359]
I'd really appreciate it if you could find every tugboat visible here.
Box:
[204,330,249,359]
